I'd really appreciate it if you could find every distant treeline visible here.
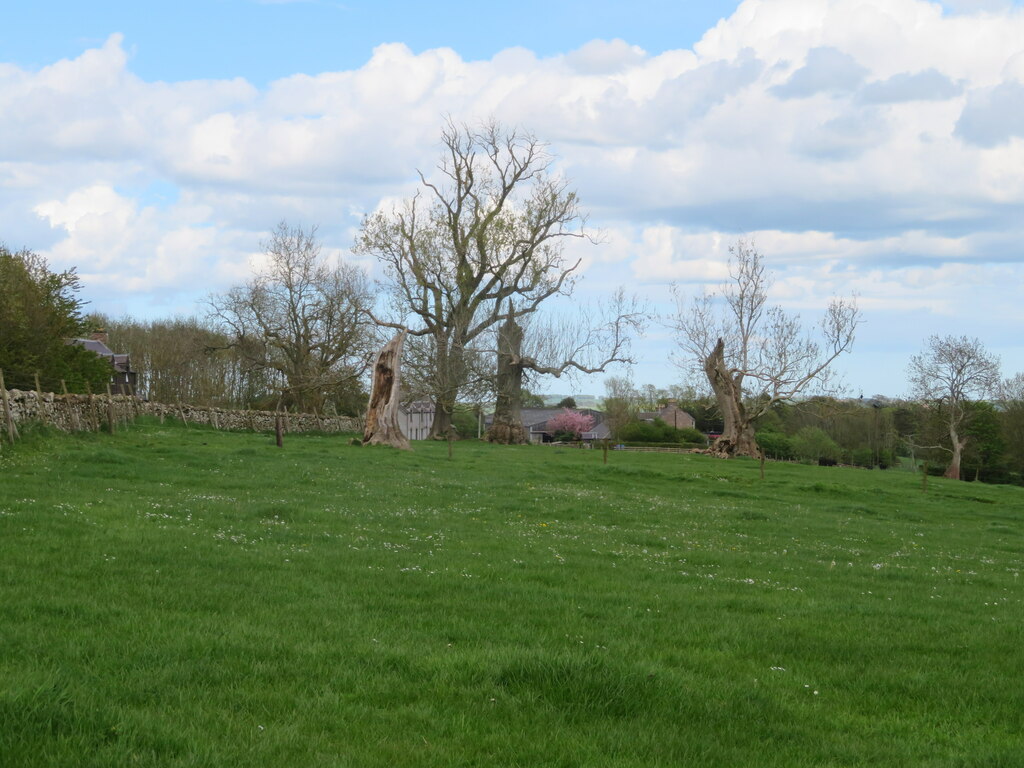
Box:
[95,316,368,417]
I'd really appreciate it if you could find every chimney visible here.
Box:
[90,330,109,345]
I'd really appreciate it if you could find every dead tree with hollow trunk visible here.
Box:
[362,331,410,450]
[669,240,860,459]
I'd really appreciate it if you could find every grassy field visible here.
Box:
[1,419,1022,767]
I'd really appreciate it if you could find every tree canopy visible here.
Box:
[356,119,587,437]
[0,244,111,392]
[207,222,375,413]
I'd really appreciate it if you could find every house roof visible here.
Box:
[639,404,695,424]
[400,400,435,414]
[582,423,612,440]
[482,407,605,432]
[67,338,132,373]
[70,337,114,356]
[520,408,570,430]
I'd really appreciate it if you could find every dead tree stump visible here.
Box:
[362,331,410,450]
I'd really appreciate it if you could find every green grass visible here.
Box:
[1,418,1022,767]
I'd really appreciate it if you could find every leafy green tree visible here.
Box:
[601,376,640,440]
[0,245,110,392]
[962,401,1005,482]
[521,389,546,408]
[790,426,842,464]
[756,428,794,460]
[556,396,577,409]
[998,374,1024,482]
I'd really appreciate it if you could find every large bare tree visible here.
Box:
[486,290,646,443]
[669,240,861,458]
[908,335,1000,480]
[355,119,587,438]
[208,222,375,413]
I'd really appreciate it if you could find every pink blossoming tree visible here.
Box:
[546,408,595,440]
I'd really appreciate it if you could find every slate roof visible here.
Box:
[67,338,132,373]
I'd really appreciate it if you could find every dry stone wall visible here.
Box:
[2,389,360,435]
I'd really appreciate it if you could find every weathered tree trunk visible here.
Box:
[428,339,461,440]
[944,426,965,480]
[362,331,410,450]
[430,402,454,440]
[703,338,760,459]
[487,316,529,444]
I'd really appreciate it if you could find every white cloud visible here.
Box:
[4,0,1024,392]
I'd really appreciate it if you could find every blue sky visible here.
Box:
[3,0,1024,398]
[5,1,741,84]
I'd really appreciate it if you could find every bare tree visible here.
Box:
[601,375,641,442]
[101,315,268,406]
[486,290,646,443]
[908,335,1000,480]
[208,222,375,413]
[355,119,587,438]
[668,240,861,458]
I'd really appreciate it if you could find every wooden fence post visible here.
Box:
[85,381,97,432]
[61,380,80,432]
[0,370,18,443]
[106,384,116,435]
[275,415,284,447]
[33,372,45,421]
[125,380,138,423]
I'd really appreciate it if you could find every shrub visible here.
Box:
[450,407,480,439]
[850,448,875,468]
[618,418,699,444]
[790,427,842,463]
[676,427,707,444]
[757,431,794,460]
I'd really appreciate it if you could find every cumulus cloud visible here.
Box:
[563,39,647,75]
[770,46,869,98]
[4,0,1024,390]
[954,81,1024,146]
[858,69,963,103]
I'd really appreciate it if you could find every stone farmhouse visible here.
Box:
[66,332,137,394]
[639,399,696,430]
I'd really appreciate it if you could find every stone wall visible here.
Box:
[1,389,361,435]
